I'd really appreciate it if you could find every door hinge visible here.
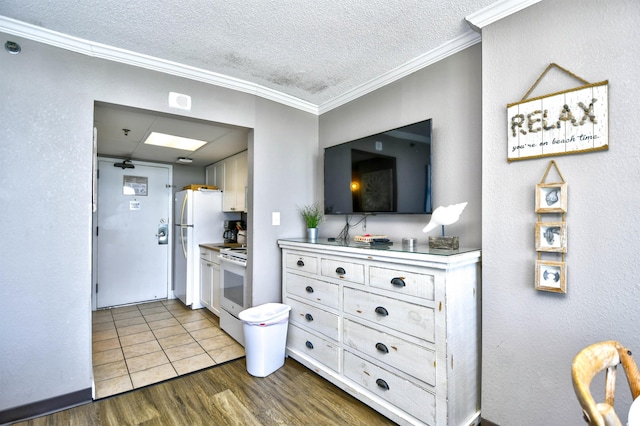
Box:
[96,226,99,236]
[97,169,99,179]
[96,283,98,293]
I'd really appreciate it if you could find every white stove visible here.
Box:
[219,247,247,264]
[219,246,249,346]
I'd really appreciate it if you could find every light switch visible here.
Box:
[272,212,280,226]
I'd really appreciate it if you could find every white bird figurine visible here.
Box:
[422,202,468,235]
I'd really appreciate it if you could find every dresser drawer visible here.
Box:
[287,297,339,341]
[343,319,435,386]
[344,351,435,423]
[343,287,434,342]
[369,266,435,300]
[321,258,365,284]
[286,273,339,309]
[285,252,318,274]
[287,324,340,372]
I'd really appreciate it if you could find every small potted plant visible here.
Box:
[298,202,324,241]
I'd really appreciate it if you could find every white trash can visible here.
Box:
[238,303,291,377]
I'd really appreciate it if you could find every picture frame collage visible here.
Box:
[534,161,568,293]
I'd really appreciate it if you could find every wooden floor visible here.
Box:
[14,357,396,425]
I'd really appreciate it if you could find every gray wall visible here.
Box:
[250,98,319,304]
[319,44,482,248]
[481,1,640,424]
[0,34,316,414]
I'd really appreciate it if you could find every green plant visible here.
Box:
[298,202,325,228]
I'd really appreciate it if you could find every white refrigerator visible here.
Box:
[174,189,225,309]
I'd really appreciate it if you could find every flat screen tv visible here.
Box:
[324,119,432,215]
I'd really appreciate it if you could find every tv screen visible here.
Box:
[324,119,432,215]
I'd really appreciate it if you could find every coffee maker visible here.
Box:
[223,220,237,243]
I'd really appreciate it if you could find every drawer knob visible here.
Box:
[305,313,314,322]
[375,342,389,354]
[374,306,389,316]
[391,277,406,287]
[305,286,314,293]
[376,378,390,391]
[297,260,305,267]
[335,266,346,275]
[305,340,314,349]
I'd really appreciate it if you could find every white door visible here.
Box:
[96,158,172,308]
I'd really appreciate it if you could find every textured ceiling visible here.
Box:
[0,1,535,166]
[0,0,500,106]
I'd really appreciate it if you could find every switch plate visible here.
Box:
[272,212,280,226]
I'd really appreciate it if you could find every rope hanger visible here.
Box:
[538,160,566,184]
[521,63,592,102]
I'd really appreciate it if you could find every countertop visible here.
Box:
[199,242,243,252]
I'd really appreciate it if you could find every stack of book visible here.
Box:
[353,235,393,246]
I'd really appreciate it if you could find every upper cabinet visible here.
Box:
[206,151,248,212]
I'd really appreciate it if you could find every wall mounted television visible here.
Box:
[324,119,432,215]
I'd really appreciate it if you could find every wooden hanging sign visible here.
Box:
[507,63,608,162]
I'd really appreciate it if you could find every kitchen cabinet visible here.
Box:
[199,247,221,316]
[205,161,224,192]
[278,239,481,426]
[206,151,247,212]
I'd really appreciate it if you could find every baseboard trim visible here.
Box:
[481,418,500,426]
[0,387,92,425]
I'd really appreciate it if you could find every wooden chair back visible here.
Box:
[571,340,640,426]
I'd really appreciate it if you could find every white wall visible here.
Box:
[481,1,640,424]
[0,34,317,418]
[319,44,482,248]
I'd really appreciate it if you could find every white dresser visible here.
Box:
[278,239,481,426]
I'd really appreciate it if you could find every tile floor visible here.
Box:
[92,299,245,399]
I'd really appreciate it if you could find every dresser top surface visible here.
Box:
[278,238,480,257]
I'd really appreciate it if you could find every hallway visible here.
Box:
[92,299,244,398]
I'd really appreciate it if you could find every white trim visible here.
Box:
[317,31,481,114]
[465,0,542,31]
[0,16,319,115]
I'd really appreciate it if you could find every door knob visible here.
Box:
[157,224,168,245]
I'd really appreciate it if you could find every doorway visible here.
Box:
[91,101,250,311]
[91,101,251,398]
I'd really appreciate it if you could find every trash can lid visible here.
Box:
[238,303,291,324]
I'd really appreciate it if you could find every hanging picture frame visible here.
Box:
[535,160,567,213]
[534,160,569,293]
[535,222,567,252]
[535,182,567,213]
[535,260,567,293]
[507,63,608,162]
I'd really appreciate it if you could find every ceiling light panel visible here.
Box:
[144,132,207,151]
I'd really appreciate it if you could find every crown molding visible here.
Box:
[318,0,541,113]
[465,0,542,31]
[0,16,319,115]
[317,30,481,114]
[1,0,536,116]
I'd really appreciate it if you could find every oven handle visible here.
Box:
[218,255,247,267]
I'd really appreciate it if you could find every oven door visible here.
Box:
[219,255,248,318]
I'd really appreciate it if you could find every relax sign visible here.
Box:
[507,81,608,162]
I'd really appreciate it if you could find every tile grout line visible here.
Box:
[131,304,179,382]
[169,305,222,368]
[93,300,241,396]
